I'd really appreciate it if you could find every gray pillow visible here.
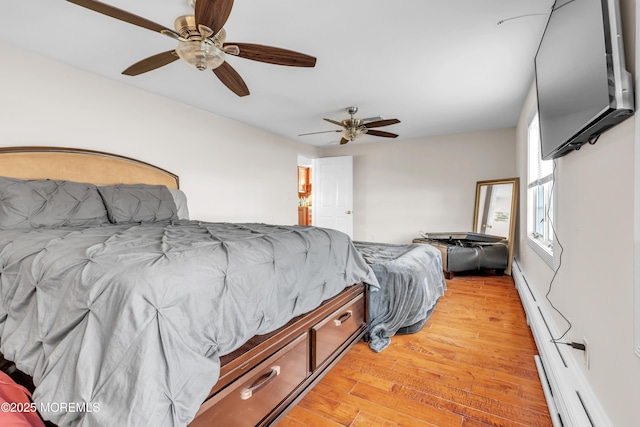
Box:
[168,188,190,220]
[98,184,178,224]
[0,176,109,229]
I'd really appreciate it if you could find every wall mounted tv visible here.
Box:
[535,0,634,160]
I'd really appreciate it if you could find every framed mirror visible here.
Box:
[473,177,519,274]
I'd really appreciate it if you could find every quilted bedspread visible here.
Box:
[0,221,378,426]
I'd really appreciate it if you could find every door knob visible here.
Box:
[346,210,352,215]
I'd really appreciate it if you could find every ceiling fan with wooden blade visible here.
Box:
[66,0,317,97]
[300,106,400,144]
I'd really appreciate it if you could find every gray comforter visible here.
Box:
[0,221,378,426]
[354,242,446,352]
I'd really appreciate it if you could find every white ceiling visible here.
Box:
[0,0,554,146]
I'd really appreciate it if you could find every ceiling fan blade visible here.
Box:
[323,118,344,127]
[213,61,250,97]
[299,130,342,136]
[227,43,316,67]
[195,0,234,35]
[66,0,172,34]
[339,138,350,145]
[361,116,383,123]
[122,51,179,76]
[364,118,401,128]
[366,129,399,138]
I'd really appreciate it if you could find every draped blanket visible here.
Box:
[0,221,377,426]
[354,242,446,352]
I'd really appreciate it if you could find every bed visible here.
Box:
[353,241,446,352]
[0,147,379,427]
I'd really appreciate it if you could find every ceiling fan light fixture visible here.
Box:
[176,39,226,71]
[342,129,361,142]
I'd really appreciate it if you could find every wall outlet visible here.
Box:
[583,337,590,369]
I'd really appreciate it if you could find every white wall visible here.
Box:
[0,42,320,225]
[0,43,516,244]
[514,0,640,423]
[320,128,517,243]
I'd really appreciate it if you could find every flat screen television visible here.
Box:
[534,0,634,160]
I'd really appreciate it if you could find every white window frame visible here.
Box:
[527,112,556,268]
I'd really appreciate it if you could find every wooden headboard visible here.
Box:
[0,146,179,189]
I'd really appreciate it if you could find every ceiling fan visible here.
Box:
[66,0,317,97]
[299,107,401,145]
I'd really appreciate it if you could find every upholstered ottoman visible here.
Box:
[413,237,508,279]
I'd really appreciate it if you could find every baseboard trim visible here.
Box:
[512,258,611,427]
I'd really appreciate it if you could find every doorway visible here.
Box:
[297,155,313,226]
[297,155,354,238]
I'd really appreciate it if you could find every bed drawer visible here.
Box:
[311,292,365,370]
[191,333,308,427]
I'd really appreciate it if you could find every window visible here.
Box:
[527,112,555,267]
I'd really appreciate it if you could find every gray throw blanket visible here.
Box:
[0,221,378,426]
[354,242,446,352]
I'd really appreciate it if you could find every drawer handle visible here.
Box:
[240,366,281,400]
[333,310,352,326]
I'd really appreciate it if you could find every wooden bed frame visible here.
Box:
[0,146,368,427]
[0,146,180,189]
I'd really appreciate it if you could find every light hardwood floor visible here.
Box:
[276,274,552,427]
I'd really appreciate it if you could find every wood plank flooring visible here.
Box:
[276,274,552,427]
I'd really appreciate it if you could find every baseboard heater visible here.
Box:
[511,259,611,427]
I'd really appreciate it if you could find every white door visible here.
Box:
[312,156,353,238]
